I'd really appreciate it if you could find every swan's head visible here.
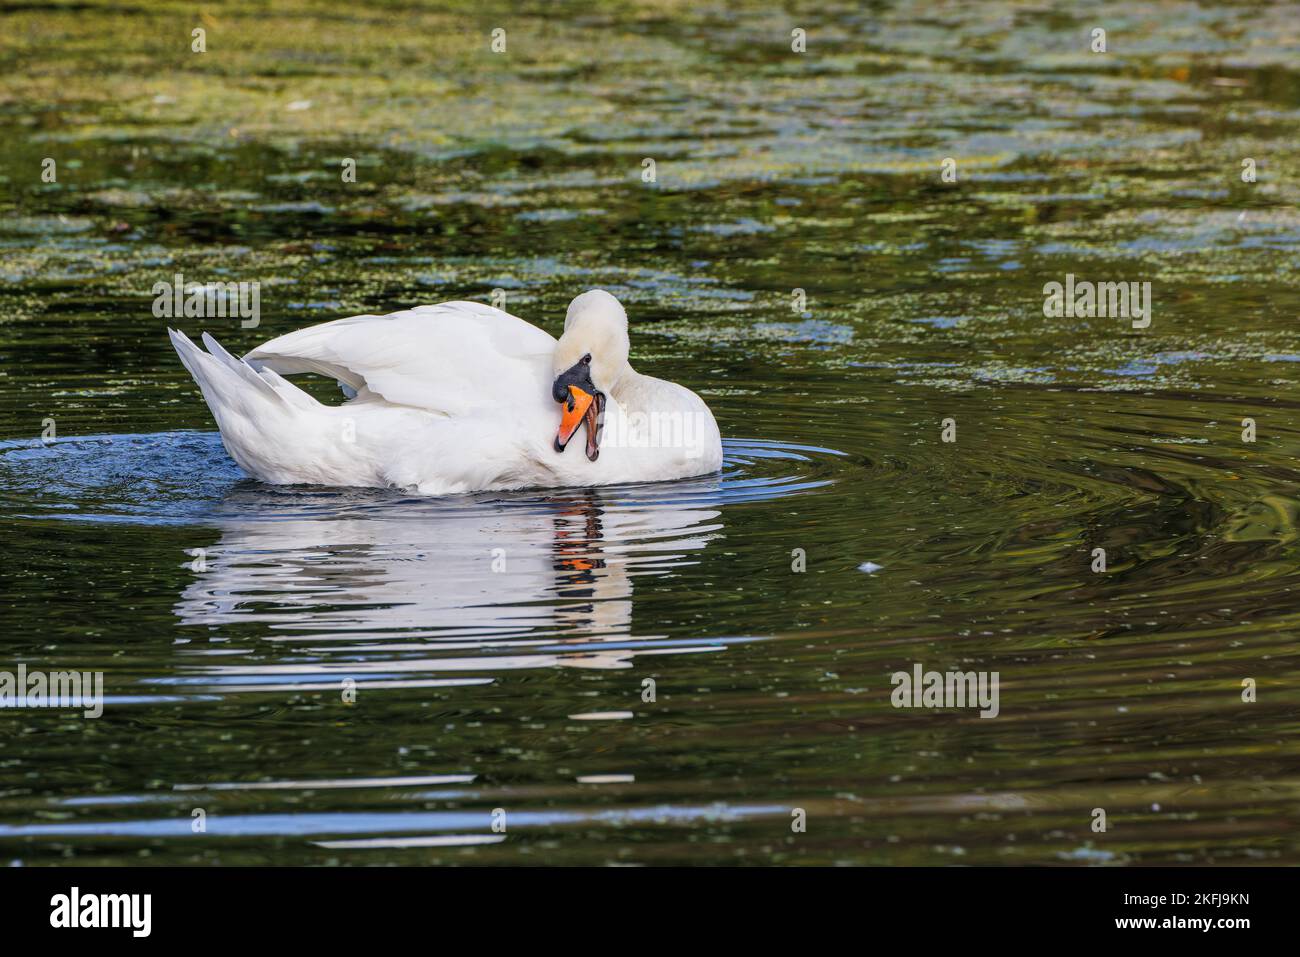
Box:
[551,290,630,461]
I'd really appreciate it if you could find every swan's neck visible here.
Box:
[608,366,671,414]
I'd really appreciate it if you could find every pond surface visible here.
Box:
[1,0,1299,865]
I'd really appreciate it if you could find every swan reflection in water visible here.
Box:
[171,484,727,691]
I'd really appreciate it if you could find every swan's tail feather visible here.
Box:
[168,329,332,481]
[168,327,206,384]
[196,330,319,411]
[200,330,279,397]
[257,365,321,411]
[169,329,318,411]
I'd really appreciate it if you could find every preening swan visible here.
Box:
[168,290,723,495]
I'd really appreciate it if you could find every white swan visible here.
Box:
[168,290,723,494]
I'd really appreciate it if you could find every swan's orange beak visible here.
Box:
[555,385,595,451]
[553,359,604,461]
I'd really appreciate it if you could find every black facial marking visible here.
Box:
[552,358,597,404]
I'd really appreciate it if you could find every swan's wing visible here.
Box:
[244,301,556,416]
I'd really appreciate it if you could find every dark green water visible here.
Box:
[2,1,1299,865]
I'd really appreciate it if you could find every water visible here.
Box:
[2,0,1299,865]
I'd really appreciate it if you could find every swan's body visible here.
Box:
[168,291,723,494]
